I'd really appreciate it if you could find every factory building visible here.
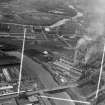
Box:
[0,51,20,95]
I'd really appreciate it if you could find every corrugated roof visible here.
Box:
[0,51,20,66]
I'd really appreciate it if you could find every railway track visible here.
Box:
[0,83,78,100]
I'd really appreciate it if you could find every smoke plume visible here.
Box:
[87,0,105,39]
[75,0,105,65]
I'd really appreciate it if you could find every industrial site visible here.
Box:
[0,0,105,105]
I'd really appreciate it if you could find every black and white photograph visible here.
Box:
[0,0,105,105]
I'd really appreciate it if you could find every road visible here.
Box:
[8,51,75,105]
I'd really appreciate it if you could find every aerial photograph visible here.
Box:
[0,0,105,105]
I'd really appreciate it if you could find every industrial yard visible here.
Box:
[0,0,105,105]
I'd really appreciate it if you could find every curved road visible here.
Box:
[8,51,75,105]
